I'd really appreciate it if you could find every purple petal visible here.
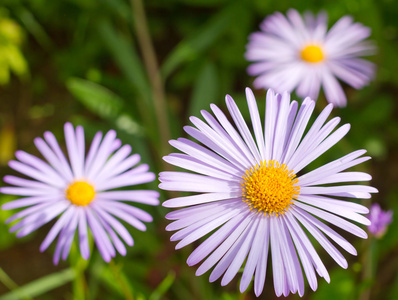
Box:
[92,206,134,246]
[175,207,242,250]
[43,131,74,181]
[93,148,138,184]
[169,138,241,175]
[163,153,241,182]
[282,216,318,291]
[221,217,260,286]
[15,151,67,187]
[2,195,57,210]
[187,211,251,266]
[61,211,79,261]
[86,130,118,179]
[163,192,240,208]
[34,137,74,182]
[40,206,75,252]
[95,201,147,232]
[253,217,270,296]
[96,213,127,256]
[78,208,90,260]
[86,208,115,262]
[97,190,159,206]
[291,209,348,268]
[209,217,255,283]
[281,98,315,164]
[98,169,155,191]
[196,214,254,276]
[14,201,69,237]
[64,123,85,178]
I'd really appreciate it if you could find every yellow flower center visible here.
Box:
[300,45,324,63]
[65,181,96,206]
[242,160,300,216]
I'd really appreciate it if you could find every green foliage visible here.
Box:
[67,77,124,120]
[161,1,244,78]
[0,0,397,299]
[0,269,75,300]
[188,61,218,118]
[313,269,356,300]
[0,10,28,84]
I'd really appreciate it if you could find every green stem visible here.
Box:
[0,267,32,300]
[109,261,134,300]
[130,0,171,159]
[359,235,375,300]
[71,252,90,300]
[0,267,18,291]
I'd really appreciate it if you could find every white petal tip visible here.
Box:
[245,87,254,95]
[239,284,249,294]
[175,241,187,250]
[81,253,90,260]
[220,278,230,286]
[162,200,175,208]
[186,259,196,267]
[208,276,217,283]
[195,269,205,277]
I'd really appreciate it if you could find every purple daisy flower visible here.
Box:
[159,88,377,297]
[245,9,375,107]
[1,123,159,264]
[368,203,393,238]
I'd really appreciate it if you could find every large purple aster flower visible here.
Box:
[245,9,375,107]
[159,88,377,297]
[1,123,159,264]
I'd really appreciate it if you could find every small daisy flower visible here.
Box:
[368,203,393,238]
[159,88,377,297]
[1,123,159,264]
[245,9,375,107]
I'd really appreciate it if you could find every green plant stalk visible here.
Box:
[359,235,375,300]
[109,261,134,300]
[130,0,171,159]
[0,269,75,300]
[73,258,89,300]
[0,268,32,300]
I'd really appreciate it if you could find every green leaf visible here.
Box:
[5,45,28,77]
[66,77,124,120]
[97,19,151,104]
[92,261,134,299]
[149,271,176,300]
[161,1,243,78]
[96,19,158,146]
[188,61,218,118]
[313,268,356,300]
[100,0,131,22]
[0,269,75,300]
[0,268,20,296]
[15,6,53,50]
[0,195,17,249]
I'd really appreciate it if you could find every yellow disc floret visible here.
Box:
[65,181,96,206]
[300,45,324,63]
[242,160,300,216]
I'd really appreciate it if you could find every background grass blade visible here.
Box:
[188,61,218,118]
[66,77,124,120]
[0,269,75,300]
[161,1,243,78]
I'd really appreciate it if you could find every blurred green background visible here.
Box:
[0,0,397,299]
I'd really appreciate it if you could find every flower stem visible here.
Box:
[0,267,32,300]
[72,256,89,300]
[130,0,171,158]
[359,235,375,300]
[109,261,134,300]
